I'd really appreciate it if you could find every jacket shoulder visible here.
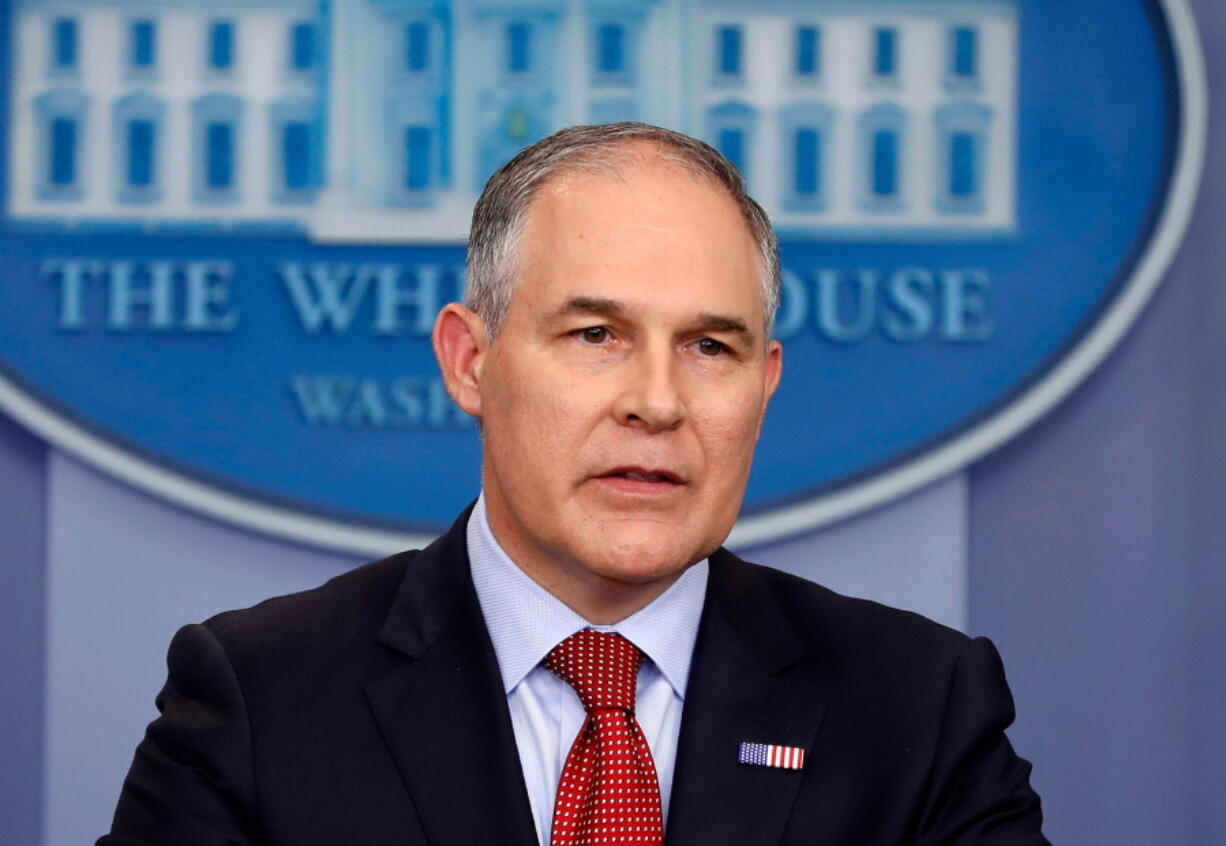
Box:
[717,552,972,669]
[201,550,420,665]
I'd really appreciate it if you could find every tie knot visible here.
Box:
[545,629,643,714]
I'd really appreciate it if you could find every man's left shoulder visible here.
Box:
[711,549,988,687]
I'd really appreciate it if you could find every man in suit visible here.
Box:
[101,123,1049,845]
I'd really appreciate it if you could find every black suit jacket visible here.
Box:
[100,507,1048,845]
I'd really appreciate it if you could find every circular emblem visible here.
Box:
[0,0,1206,553]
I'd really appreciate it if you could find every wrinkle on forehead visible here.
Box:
[622,223,675,236]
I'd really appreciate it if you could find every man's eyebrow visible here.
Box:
[695,312,755,341]
[550,296,628,320]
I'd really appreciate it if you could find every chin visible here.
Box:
[582,521,711,586]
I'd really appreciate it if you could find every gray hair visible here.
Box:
[466,122,780,338]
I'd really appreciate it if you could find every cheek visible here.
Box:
[488,362,599,454]
[691,394,766,465]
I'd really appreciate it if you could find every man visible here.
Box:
[101,123,1048,845]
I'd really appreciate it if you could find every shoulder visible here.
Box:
[711,550,974,681]
[198,550,422,677]
[199,503,477,652]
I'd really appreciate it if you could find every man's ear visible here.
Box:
[433,303,488,418]
[758,338,784,433]
[763,339,783,401]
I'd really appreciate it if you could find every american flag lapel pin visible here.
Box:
[738,741,805,771]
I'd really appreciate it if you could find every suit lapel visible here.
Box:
[666,549,826,846]
[364,508,539,846]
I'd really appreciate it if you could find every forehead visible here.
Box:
[512,157,764,319]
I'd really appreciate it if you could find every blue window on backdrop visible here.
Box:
[597,24,624,74]
[718,128,745,172]
[114,93,165,200]
[795,26,819,76]
[507,23,530,73]
[131,20,156,69]
[872,129,899,197]
[290,22,315,70]
[127,120,155,187]
[933,102,990,211]
[404,126,431,190]
[209,21,234,70]
[406,21,429,71]
[191,93,241,199]
[206,122,233,189]
[874,27,897,77]
[283,122,311,190]
[952,27,977,78]
[716,26,742,76]
[50,118,77,185]
[53,19,78,69]
[794,128,821,196]
[949,131,977,197]
[37,90,89,199]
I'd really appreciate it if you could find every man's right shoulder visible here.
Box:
[199,549,423,662]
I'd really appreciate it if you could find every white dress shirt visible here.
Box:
[467,494,708,846]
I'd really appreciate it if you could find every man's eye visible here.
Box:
[696,337,727,356]
[579,326,610,344]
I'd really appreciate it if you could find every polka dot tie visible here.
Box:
[545,629,665,846]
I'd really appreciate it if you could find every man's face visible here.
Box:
[460,156,781,616]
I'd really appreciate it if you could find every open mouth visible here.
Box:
[598,467,685,487]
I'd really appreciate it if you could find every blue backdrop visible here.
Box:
[1,1,1223,844]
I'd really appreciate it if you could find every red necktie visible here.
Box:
[545,629,665,846]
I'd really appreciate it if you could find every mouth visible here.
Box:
[593,466,686,494]
[601,466,684,483]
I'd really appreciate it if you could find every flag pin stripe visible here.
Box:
[737,741,805,770]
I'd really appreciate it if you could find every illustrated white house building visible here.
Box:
[7,0,1018,241]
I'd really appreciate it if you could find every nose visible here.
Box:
[613,341,685,433]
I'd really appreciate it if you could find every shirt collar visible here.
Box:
[467,493,708,699]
